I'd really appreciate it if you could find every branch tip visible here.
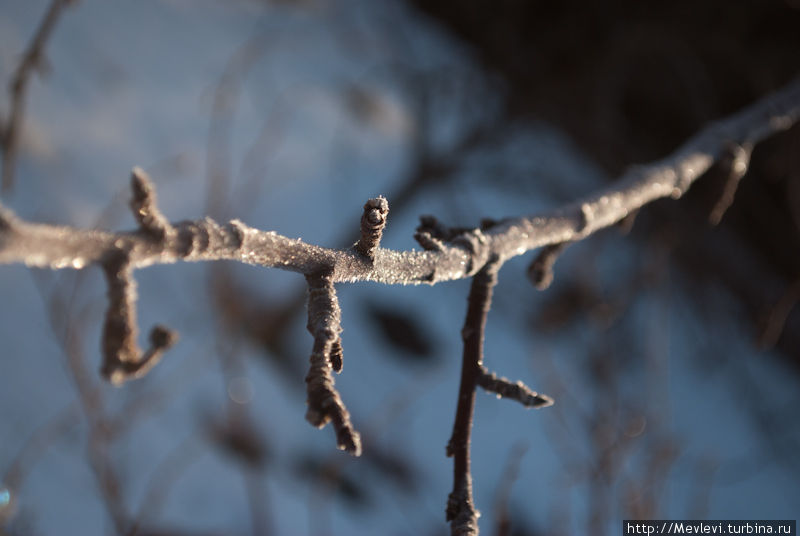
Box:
[478,367,554,409]
[709,142,752,225]
[130,167,172,240]
[355,196,389,260]
[100,251,176,385]
[527,242,569,290]
[616,209,639,235]
[446,259,500,536]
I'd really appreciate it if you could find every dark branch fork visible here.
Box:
[0,77,799,534]
[446,255,553,536]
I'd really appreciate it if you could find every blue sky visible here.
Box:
[1,1,798,535]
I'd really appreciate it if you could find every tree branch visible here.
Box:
[304,272,361,456]
[1,77,797,281]
[1,0,77,193]
[477,368,553,409]
[100,248,177,385]
[445,256,500,536]
[708,141,752,225]
[446,253,552,536]
[526,241,570,290]
[0,75,798,479]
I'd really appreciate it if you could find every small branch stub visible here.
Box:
[527,242,569,290]
[477,367,553,408]
[616,209,639,235]
[355,196,388,261]
[709,142,752,225]
[130,167,173,241]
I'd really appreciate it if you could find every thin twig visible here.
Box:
[477,367,553,408]
[616,208,638,235]
[101,249,177,385]
[1,0,76,193]
[304,272,361,456]
[526,242,570,290]
[446,254,552,536]
[709,142,752,225]
[446,256,501,536]
[130,167,173,241]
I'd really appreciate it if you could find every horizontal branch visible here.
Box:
[1,77,798,285]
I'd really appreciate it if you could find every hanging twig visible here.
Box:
[526,241,570,290]
[708,142,753,225]
[446,255,551,535]
[305,271,361,456]
[445,257,500,536]
[100,170,179,385]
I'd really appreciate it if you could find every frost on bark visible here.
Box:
[0,74,799,535]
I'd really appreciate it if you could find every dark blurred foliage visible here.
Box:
[363,301,439,362]
[407,0,800,368]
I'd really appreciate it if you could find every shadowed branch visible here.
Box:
[709,142,753,225]
[526,241,570,290]
[477,368,553,409]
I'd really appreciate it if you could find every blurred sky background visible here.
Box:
[1,1,799,535]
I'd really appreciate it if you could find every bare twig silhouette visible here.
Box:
[0,0,76,193]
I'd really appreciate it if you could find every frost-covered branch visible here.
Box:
[0,74,798,535]
[304,271,361,456]
[526,241,570,290]
[1,77,798,282]
[477,368,553,409]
